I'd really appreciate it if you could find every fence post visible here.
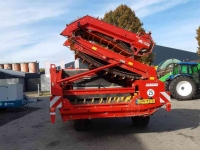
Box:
[38,84,40,96]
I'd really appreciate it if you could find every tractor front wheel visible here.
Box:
[169,76,196,100]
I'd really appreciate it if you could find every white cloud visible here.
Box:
[132,0,189,18]
[130,0,163,12]
[0,0,73,67]
[153,18,200,52]
[0,29,38,53]
[0,0,67,28]
[0,35,74,67]
[93,0,189,19]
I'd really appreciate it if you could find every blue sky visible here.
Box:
[0,0,200,68]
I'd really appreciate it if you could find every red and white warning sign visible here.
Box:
[147,89,155,97]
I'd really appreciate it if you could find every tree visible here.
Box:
[102,4,144,33]
[102,4,154,65]
[196,26,200,55]
[39,68,45,73]
[139,52,155,65]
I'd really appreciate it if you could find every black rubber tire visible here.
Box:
[131,117,139,126]
[73,119,92,131]
[169,76,196,101]
[165,81,174,98]
[131,116,150,127]
[165,81,171,91]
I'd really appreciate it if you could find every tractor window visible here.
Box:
[173,64,179,75]
[198,64,200,70]
[191,65,199,83]
[188,66,193,74]
[181,65,188,74]
[192,65,199,73]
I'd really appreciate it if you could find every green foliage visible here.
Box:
[196,26,200,55]
[102,4,154,65]
[139,53,155,66]
[102,4,143,32]
[39,68,45,73]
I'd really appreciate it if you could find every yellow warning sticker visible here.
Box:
[137,99,155,104]
[128,62,133,66]
[92,46,97,50]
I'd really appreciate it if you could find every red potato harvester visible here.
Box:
[50,15,171,131]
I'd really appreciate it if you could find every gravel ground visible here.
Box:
[0,97,199,150]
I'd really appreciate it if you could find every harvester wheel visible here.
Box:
[131,116,150,127]
[73,119,92,131]
[169,76,196,100]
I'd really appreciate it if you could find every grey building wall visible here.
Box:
[64,60,88,69]
[40,74,50,92]
[152,45,199,65]
[57,60,88,70]
[25,78,40,91]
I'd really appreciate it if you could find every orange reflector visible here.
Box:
[51,114,55,123]
[150,77,155,80]
[128,62,133,66]
[50,108,55,111]
[92,46,97,50]
[166,102,171,112]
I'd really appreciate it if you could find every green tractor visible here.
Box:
[157,60,200,100]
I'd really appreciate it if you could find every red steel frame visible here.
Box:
[50,63,171,123]
[61,15,154,56]
[50,15,171,123]
[64,37,157,79]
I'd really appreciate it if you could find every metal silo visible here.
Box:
[20,62,29,72]
[0,64,4,69]
[12,63,21,71]
[28,62,37,73]
[4,63,12,70]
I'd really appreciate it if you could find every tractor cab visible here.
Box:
[171,62,200,83]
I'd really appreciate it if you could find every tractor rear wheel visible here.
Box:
[131,116,150,127]
[169,76,196,100]
[165,81,171,91]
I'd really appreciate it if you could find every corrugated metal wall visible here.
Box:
[25,78,40,91]
[152,45,199,65]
